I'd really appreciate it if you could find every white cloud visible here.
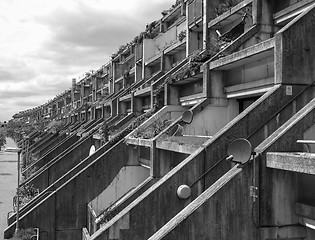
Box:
[0,0,172,121]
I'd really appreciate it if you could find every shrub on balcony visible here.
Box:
[46,120,64,133]
[99,96,163,146]
[131,117,172,139]
[22,165,38,182]
[214,0,234,17]
[178,30,186,42]
[18,184,38,207]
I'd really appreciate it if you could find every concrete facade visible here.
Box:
[5,0,315,239]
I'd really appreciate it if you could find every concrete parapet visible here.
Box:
[90,84,304,240]
[275,3,315,84]
[4,140,129,239]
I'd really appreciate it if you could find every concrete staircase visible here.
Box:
[147,96,315,239]
[87,83,315,240]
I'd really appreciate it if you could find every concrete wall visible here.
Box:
[225,56,274,86]
[94,152,205,240]
[90,166,149,216]
[135,85,315,240]
[31,133,58,157]
[28,132,55,154]
[255,98,315,227]
[4,141,131,240]
[37,133,67,157]
[91,85,303,240]
[183,104,229,136]
[8,135,116,226]
[158,165,258,240]
[155,26,176,53]
[143,39,156,62]
[275,5,315,84]
[23,135,94,191]
[24,133,79,172]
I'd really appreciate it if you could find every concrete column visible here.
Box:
[188,30,199,55]
[163,55,173,72]
[150,140,160,177]
[203,0,211,50]
[119,101,127,115]
[111,99,118,117]
[128,145,140,166]
[104,106,111,119]
[123,76,126,88]
[131,92,142,114]
[203,62,211,98]
[159,150,171,177]
[144,66,152,79]
[135,63,142,82]
[253,0,275,41]
[209,70,225,99]
[165,84,180,106]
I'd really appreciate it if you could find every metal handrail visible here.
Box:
[247,81,314,140]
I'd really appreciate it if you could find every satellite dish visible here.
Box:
[89,145,96,156]
[182,110,193,124]
[227,138,252,164]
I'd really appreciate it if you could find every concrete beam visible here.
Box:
[296,203,315,220]
[209,24,259,62]
[266,152,315,175]
[208,0,253,29]
[210,38,274,70]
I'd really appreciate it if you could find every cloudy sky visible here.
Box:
[0,0,172,122]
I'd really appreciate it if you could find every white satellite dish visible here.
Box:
[89,145,96,156]
[227,138,252,164]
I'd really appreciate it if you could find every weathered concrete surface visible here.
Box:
[37,133,67,157]
[275,4,315,84]
[22,135,94,191]
[4,141,130,240]
[92,151,205,240]
[148,165,259,240]
[141,164,307,239]
[91,85,305,240]
[89,166,149,216]
[90,177,157,235]
[255,97,315,227]
[28,132,54,153]
[150,93,314,240]
[7,134,116,226]
[210,38,274,70]
[156,136,210,154]
[22,133,79,173]
[267,152,315,175]
[32,133,65,158]
[296,203,315,220]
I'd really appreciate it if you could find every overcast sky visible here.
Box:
[0,0,172,122]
